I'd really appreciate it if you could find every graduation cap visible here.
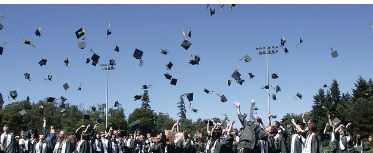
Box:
[323,84,328,88]
[228,80,232,86]
[129,120,140,129]
[272,72,278,79]
[75,28,85,39]
[20,109,27,115]
[189,55,200,65]
[91,53,100,66]
[114,101,120,107]
[77,83,82,91]
[47,75,52,81]
[85,57,91,64]
[186,93,193,102]
[64,58,70,68]
[170,78,178,85]
[39,59,47,66]
[91,106,96,112]
[280,37,286,47]
[107,29,111,37]
[60,96,67,102]
[210,8,215,16]
[160,48,169,55]
[181,39,192,50]
[231,69,241,81]
[276,85,281,93]
[237,78,245,85]
[46,97,57,102]
[60,109,66,113]
[205,120,214,126]
[39,105,44,111]
[192,108,198,113]
[24,73,31,81]
[84,114,90,120]
[133,94,143,101]
[249,73,255,79]
[331,50,338,58]
[230,4,236,11]
[22,38,36,48]
[296,92,302,99]
[296,38,303,46]
[240,55,252,62]
[35,27,41,37]
[8,89,17,100]
[164,72,172,80]
[63,83,69,91]
[219,4,224,11]
[261,85,270,89]
[78,41,86,49]
[204,88,212,94]
[284,47,289,54]
[166,62,173,70]
[272,94,276,101]
[182,29,191,37]
[216,93,227,102]
[133,48,143,59]
[95,118,103,124]
[114,45,119,52]
[142,84,152,89]
[333,117,341,125]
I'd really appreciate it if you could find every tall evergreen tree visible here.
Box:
[141,90,151,109]
[177,94,186,119]
[352,76,370,100]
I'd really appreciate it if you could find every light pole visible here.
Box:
[256,46,278,115]
[100,59,116,129]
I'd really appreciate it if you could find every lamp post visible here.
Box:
[256,46,278,115]
[100,59,116,129]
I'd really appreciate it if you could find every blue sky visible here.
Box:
[1,4,373,127]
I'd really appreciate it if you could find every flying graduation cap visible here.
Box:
[63,83,69,91]
[107,21,112,37]
[133,48,144,66]
[240,55,252,62]
[35,27,42,37]
[296,37,303,46]
[133,94,143,101]
[0,40,5,55]
[210,8,215,16]
[39,59,47,66]
[272,93,276,101]
[230,4,236,11]
[160,48,169,55]
[181,39,192,50]
[189,55,200,65]
[216,92,227,102]
[20,109,27,115]
[231,68,245,85]
[78,41,86,49]
[296,92,302,99]
[330,47,338,58]
[248,73,255,79]
[64,58,70,68]
[23,38,36,48]
[77,83,82,91]
[170,78,178,86]
[284,48,289,54]
[228,80,232,86]
[182,29,191,37]
[272,72,279,79]
[75,28,85,39]
[166,62,173,70]
[142,84,152,89]
[91,53,100,66]
[6,87,18,100]
[204,88,213,94]
[114,45,119,52]
[47,75,52,81]
[46,97,57,102]
[275,85,281,93]
[114,101,120,107]
[280,37,286,47]
[24,73,31,81]
[164,72,173,80]
[185,93,193,102]
[219,4,224,11]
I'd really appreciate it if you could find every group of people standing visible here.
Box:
[0,100,372,153]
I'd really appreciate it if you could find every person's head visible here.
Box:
[230,128,238,136]
[356,133,361,140]
[3,125,8,132]
[100,132,105,139]
[20,130,24,137]
[39,135,45,142]
[50,126,55,133]
[81,132,89,141]
[111,134,116,140]
[196,129,201,133]
[211,128,222,141]
[307,118,317,133]
[273,121,280,128]
[129,134,133,139]
[68,135,76,144]
[59,130,66,140]
[339,127,347,136]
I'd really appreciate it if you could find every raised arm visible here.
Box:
[291,118,305,133]
[234,101,241,115]
[84,124,90,133]
[207,118,211,134]
[327,114,333,126]
[323,123,329,134]
[268,113,272,127]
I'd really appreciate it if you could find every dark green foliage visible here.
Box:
[127,107,156,135]
[177,94,186,119]
[141,90,151,109]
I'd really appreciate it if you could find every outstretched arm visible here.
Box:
[268,113,272,127]
[207,118,212,134]
[234,101,241,115]
[323,123,329,134]
[291,118,305,133]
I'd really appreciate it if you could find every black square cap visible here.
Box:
[75,28,85,39]
[261,85,269,89]
[323,84,327,88]
[47,97,56,102]
[39,105,44,111]
[133,48,143,59]
[164,72,172,80]
[129,120,140,128]
[160,49,169,55]
[78,41,86,49]
[276,85,281,93]
[166,62,173,70]
[230,4,236,11]
[284,47,289,54]
[20,109,27,115]
[220,95,227,102]
[186,93,193,102]
[204,88,212,94]
[170,78,177,85]
[205,120,214,126]
[240,55,252,62]
[86,57,91,64]
[249,73,255,79]
[91,53,100,66]
[63,83,69,91]
[39,59,47,66]
[84,114,89,120]
[228,80,232,86]
[0,23,3,30]
[231,69,241,81]
[189,55,200,65]
[35,28,41,37]
[333,117,341,125]
[48,75,52,81]
[210,8,215,16]
[192,108,198,113]
[9,90,17,100]
[331,50,338,58]
[91,106,96,112]
[237,78,245,85]
[280,37,286,46]
[133,94,143,101]
[272,93,276,101]
[107,29,111,37]
[77,83,82,91]
[64,58,69,67]
[272,73,278,79]
[114,45,119,52]
[296,92,302,99]
[0,92,4,103]
[181,39,192,50]
[114,101,120,107]
[95,118,103,124]
[142,84,152,89]
[182,29,191,37]
[60,96,67,102]
[24,73,30,80]
[0,46,3,55]
[296,120,305,127]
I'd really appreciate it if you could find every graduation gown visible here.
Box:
[43,127,56,153]
[290,134,304,153]
[77,140,90,153]
[1,133,15,153]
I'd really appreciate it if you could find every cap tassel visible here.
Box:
[1,40,6,47]
[139,59,144,66]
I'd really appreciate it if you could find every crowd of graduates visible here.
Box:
[0,101,372,153]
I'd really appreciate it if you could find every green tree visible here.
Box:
[128,107,156,135]
[351,97,373,138]
[141,90,151,109]
[352,76,371,101]
[154,112,175,134]
[109,107,127,131]
[177,95,186,119]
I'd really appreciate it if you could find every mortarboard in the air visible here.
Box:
[91,53,100,66]
[228,80,232,86]
[323,84,327,88]
[276,85,281,93]
[91,106,96,112]
[333,117,341,125]
[96,118,103,124]
[0,23,3,30]
[64,58,70,68]
[284,48,289,54]
[160,48,169,55]
[204,88,212,94]
[47,97,56,102]
[280,37,286,47]
[114,101,120,107]
[296,37,303,46]
[170,78,178,86]
[86,57,91,64]
[230,4,236,11]
[249,73,255,79]
[186,93,193,102]
[240,55,252,62]
[77,83,82,91]
[182,29,191,37]
[192,108,198,113]
[60,109,66,113]
[133,48,143,59]
[24,73,31,81]
[272,72,278,79]
[181,39,192,50]
[237,78,245,85]
[75,28,85,39]
[210,8,215,16]
[166,62,173,70]
[129,120,140,129]
[39,59,47,66]
[0,46,3,55]
[20,109,27,115]
[9,90,18,100]
[35,27,41,37]
[254,106,259,111]
[331,50,338,58]
[261,85,269,89]
[272,93,276,101]
[219,4,224,11]
[84,114,90,120]
[216,93,227,102]
[22,38,35,48]
[133,94,143,101]
[60,96,67,102]
[39,105,44,111]
[63,83,69,91]
[296,92,302,99]
[47,75,52,81]
[114,45,119,52]
[205,120,214,126]
[107,29,111,37]
[164,72,172,80]
[78,41,86,49]
[189,55,200,65]
[142,84,152,89]
[109,59,116,66]
[231,69,241,81]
